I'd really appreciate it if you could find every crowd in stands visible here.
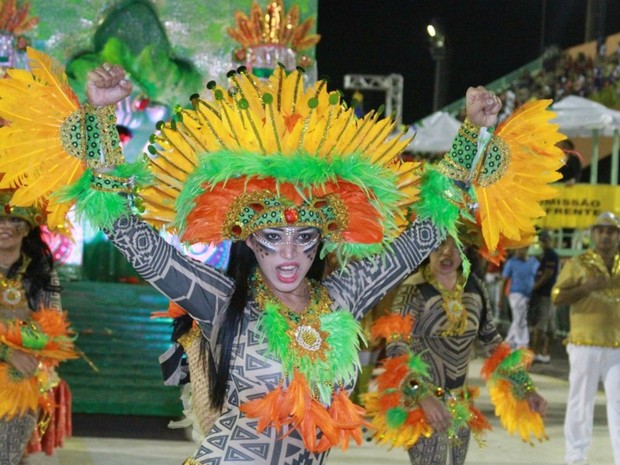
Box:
[456,42,620,122]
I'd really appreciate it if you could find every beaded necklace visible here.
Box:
[0,255,30,312]
[423,265,468,336]
[251,270,363,403]
[254,271,331,362]
[242,271,367,452]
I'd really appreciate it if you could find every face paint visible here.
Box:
[246,227,321,294]
[251,227,320,254]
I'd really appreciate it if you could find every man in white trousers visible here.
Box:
[553,211,620,465]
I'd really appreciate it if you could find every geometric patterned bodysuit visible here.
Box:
[387,270,503,465]
[108,215,440,464]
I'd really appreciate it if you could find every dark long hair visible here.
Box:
[206,240,326,411]
[7,226,61,309]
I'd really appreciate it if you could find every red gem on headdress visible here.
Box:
[231,225,243,236]
[249,203,264,212]
[284,208,298,224]
[134,98,150,111]
[3,205,10,215]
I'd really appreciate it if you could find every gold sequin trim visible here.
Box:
[181,458,201,465]
[60,104,124,169]
[475,135,511,187]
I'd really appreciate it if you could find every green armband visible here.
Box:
[55,162,151,230]
[506,368,536,399]
[90,170,134,195]
[438,118,510,187]
[61,103,125,169]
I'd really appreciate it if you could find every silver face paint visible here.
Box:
[251,227,321,253]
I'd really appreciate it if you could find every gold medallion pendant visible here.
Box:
[423,265,468,336]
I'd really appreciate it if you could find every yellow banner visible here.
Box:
[538,184,620,229]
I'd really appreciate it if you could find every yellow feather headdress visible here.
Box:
[144,65,419,261]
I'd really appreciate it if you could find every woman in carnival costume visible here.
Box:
[0,48,563,464]
[0,191,76,465]
[365,234,547,465]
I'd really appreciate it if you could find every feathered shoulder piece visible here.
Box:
[478,101,565,255]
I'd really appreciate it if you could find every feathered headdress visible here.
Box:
[0,0,38,35]
[228,0,320,68]
[140,65,418,262]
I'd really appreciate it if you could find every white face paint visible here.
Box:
[251,227,320,252]
[246,227,321,294]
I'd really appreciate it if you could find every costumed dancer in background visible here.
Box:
[0,49,563,464]
[367,236,546,465]
[0,192,76,465]
[363,94,566,463]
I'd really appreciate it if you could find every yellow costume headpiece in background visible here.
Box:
[0,189,44,227]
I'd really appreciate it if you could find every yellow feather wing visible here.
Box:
[475,100,565,253]
[0,47,82,230]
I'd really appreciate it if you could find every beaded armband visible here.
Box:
[61,103,124,169]
[371,314,414,344]
[506,369,536,398]
[481,343,537,399]
[438,118,510,188]
[90,170,134,195]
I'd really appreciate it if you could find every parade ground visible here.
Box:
[25,346,614,465]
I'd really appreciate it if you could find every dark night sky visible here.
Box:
[315,0,620,124]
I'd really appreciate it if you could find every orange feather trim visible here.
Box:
[183,177,290,243]
[240,371,367,453]
[480,342,512,380]
[151,300,189,320]
[183,174,387,246]
[371,314,414,343]
[319,181,383,244]
[376,354,410,392]
[0,309,77,361]
[239,383,290,433]
[321,389,368,452]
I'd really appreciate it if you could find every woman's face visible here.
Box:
[0,216,29,252]
[246,226,321,294]
[429,237,461,277]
